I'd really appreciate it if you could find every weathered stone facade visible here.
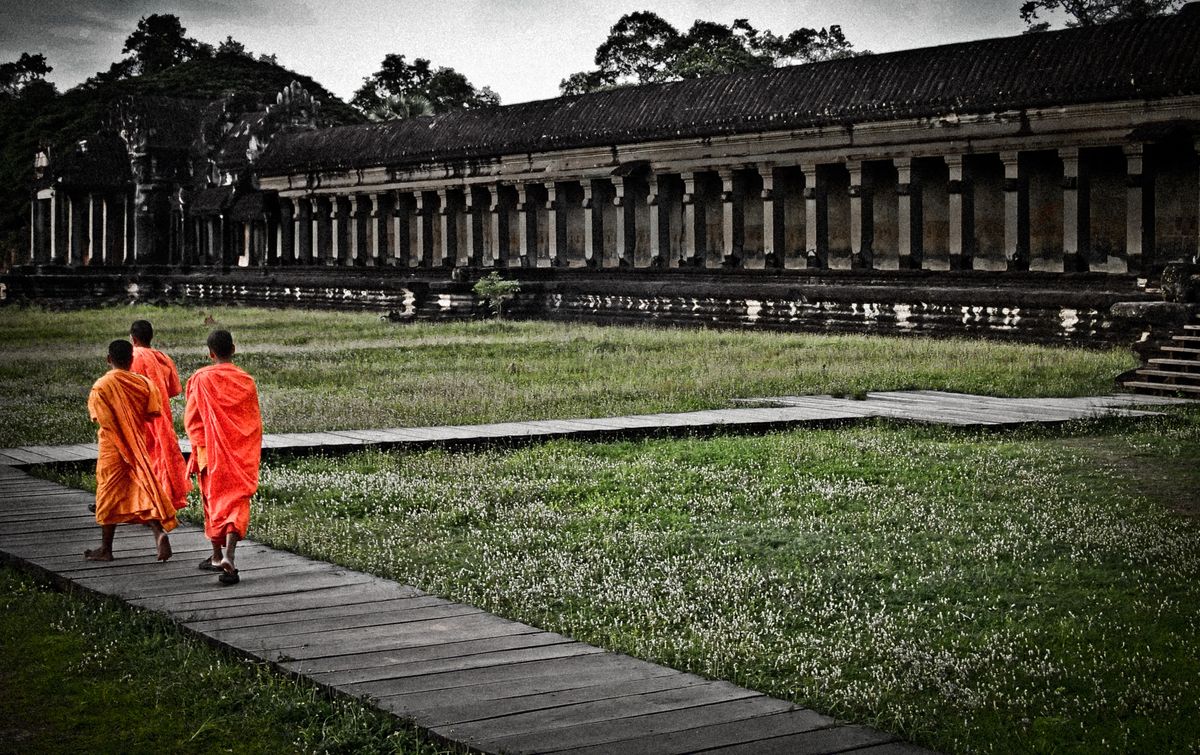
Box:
[11,8,1200,343]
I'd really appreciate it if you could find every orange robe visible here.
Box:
[185,362,262,542]
[87,369,178,531]
[131,346,190,510]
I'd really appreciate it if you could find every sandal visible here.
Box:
[198,558,222,572]
[218,569,240,585]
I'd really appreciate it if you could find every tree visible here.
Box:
[351,54,499,119]
[217,36,250,58]
[472,272,521,320]
[561,12,859,95]
[364,93,435,122]
[122,14,204,75]
[0,53,54,100]
[1019,0,1185,31]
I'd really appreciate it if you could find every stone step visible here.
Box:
[1122,380,1200,395]
[1162,346,1200,355]
[1134,368,1200,381]
[1172,335,1200,343]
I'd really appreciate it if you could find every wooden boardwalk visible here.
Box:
[0,391,1188,468]
[0,463,929,754]
[0,391,1191,753]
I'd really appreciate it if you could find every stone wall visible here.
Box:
[1,266,1152,347]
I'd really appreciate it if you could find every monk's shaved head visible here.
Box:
[207,329,235,360]
[130,320,153,346]
[108,339,133,369]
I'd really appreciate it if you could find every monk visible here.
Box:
[85,339,177,562]
[129,319,190,511]
[185,329,262,586]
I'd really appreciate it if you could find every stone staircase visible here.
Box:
[1121,311,1200,397]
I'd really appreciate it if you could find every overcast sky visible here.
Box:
[1,1,1034,105]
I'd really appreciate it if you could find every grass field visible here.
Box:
[0,305,1134,447]
[0,568,450,755]
[3,304,1196,754]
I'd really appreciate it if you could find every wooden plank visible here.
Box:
[444,681,763,748]
[701,723,894,754]
[318,429,410,442]
[170,581,424,622]
[0,448,58,464]
[186,594,450,633]
[558,708,836,755]
[375,658,679,711]
[22,444,97,462]
[255,611,543,661]
[289,631,579,676]
[410,672,714,728]
[207,602,484,645]
[359,652,664,700]
[312,642,603,691]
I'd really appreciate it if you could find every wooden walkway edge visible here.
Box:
[0,391,1190,468]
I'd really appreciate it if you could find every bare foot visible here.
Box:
[219,557,236,575]
[156,533,173,562]
[84,548,113,561]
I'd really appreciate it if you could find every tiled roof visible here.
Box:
[257,8,1200,176]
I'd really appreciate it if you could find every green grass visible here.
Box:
[0,568,450,755]
[224,409,1200,754]
[0,305,1135,447]
[8,304,1194,753]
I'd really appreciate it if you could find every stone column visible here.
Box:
[347,195,363,266]
[330,196,346,265]
[545,181,566,267]
[681,172,703,266]
[296,197,312,264]
[47,190,61,264]
[263,212,277,266]
[367,193,383,265]
[1000,151,1027,270]
[487,184,507,267]
[87,194,104,265]
[413,192,433,267]
[581,180,600,267]
[758,164,784,269]
[945,155,972,270]
[278,198,295,265]
[847,161,872,269]
[463,187,480,266]
[515,184,534,266]
[1124,143,1149,274]
[646,174,665,267]
[895,157,923,270]
[435,188,456,267]
[311,197,327,264]
[717,168,743,267]
[391,191,410,266]
[1059,148,1088,272]
[801,163,822,267]
[611,177,632,267]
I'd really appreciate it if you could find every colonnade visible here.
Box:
[29,141,1200,274]
[264,141,1200,275]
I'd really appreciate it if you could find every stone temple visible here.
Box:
[9,7,1200,344]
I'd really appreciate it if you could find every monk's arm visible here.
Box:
[145,380,164,419]
[166,357,183,398]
